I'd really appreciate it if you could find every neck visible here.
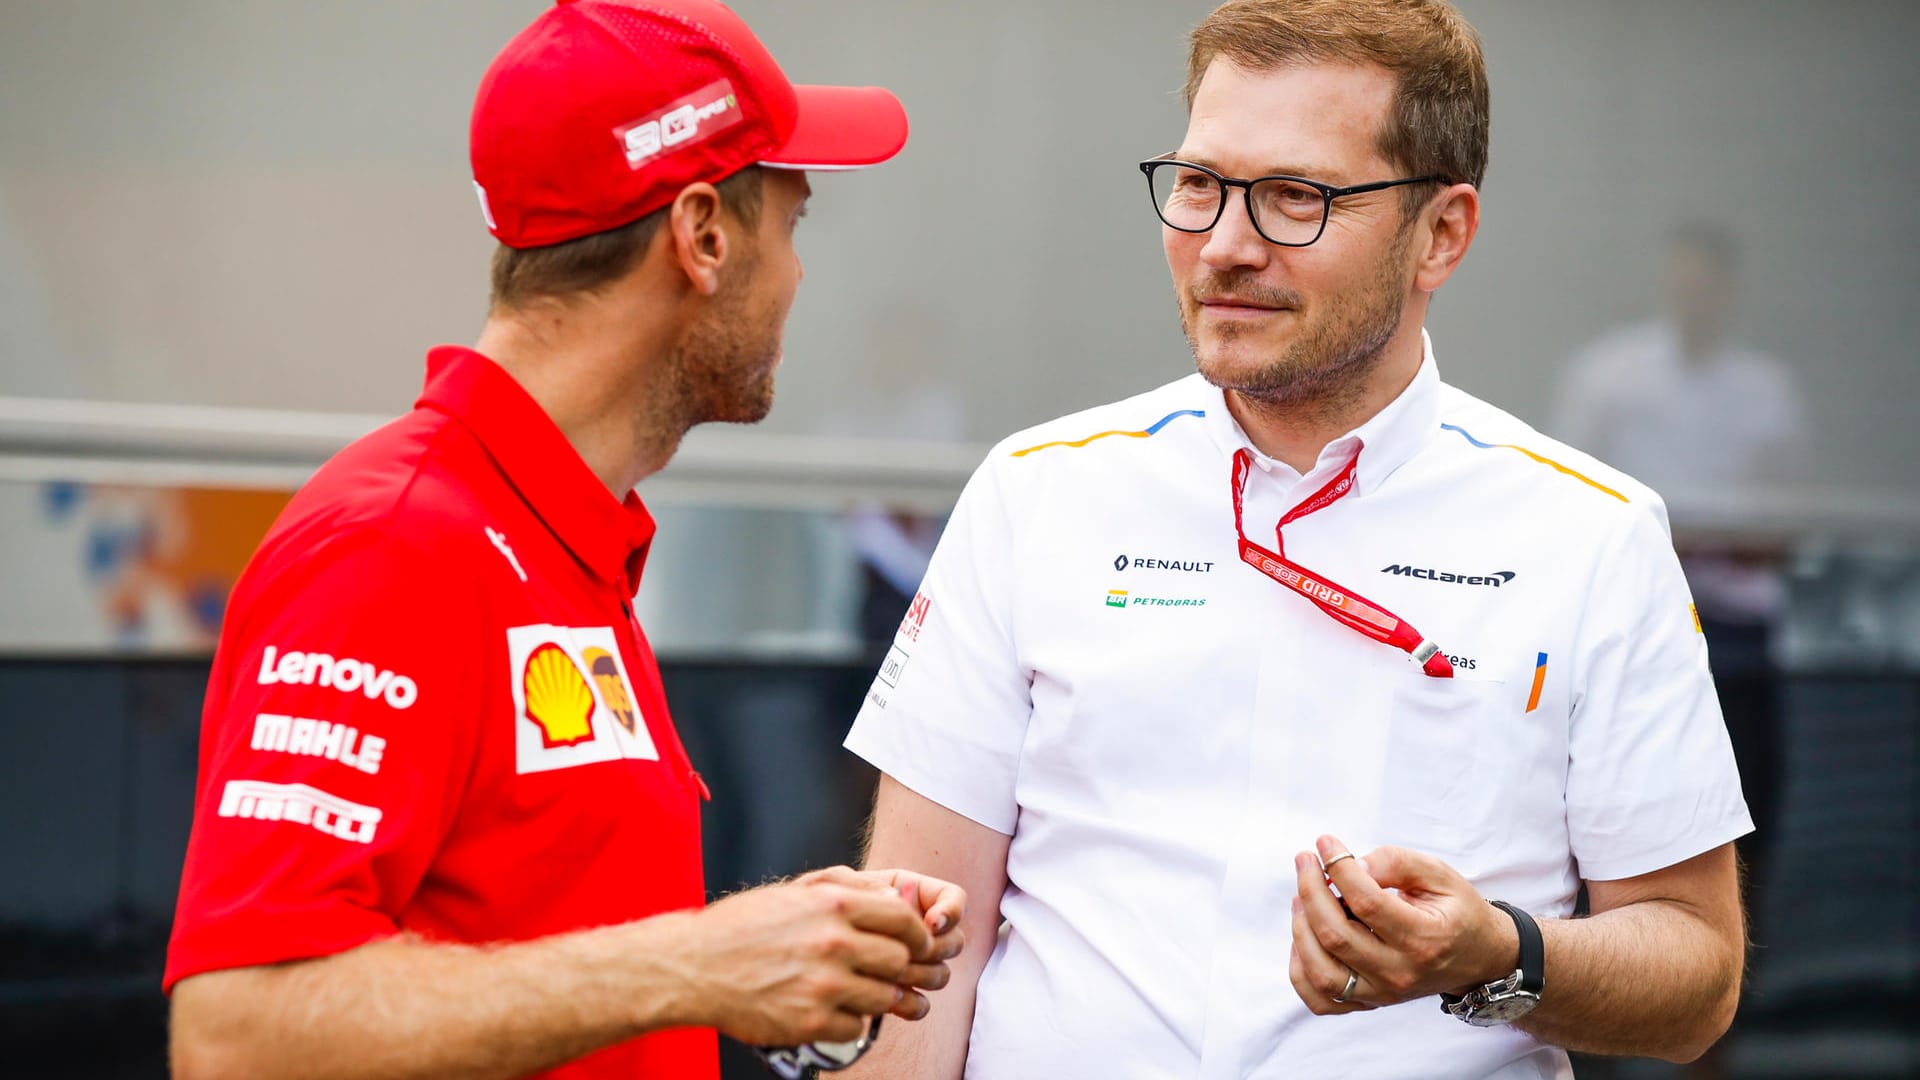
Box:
[474,299,686,498]
[1224,322,1426,474]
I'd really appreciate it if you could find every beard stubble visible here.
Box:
[1182,223,1415,420]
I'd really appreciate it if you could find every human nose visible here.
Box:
[1198,185,1271,271]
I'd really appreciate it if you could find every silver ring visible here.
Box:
[1333,968,1359,1004]
[1322,852,1356,874]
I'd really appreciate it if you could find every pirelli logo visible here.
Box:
[217,780,382,845]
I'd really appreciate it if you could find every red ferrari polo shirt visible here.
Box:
[166,346,717,1078]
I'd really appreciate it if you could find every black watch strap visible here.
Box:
[1490,899,1544,995]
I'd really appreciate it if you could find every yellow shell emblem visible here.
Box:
[523,643,596,748]
[583,647,639,735]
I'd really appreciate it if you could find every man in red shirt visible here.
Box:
[164,3,963,1078]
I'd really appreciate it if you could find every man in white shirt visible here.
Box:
[841,1,1751,1077]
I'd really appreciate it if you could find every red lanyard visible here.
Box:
[1231,448,1454,678]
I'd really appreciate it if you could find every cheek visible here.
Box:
[1164,230,1201,286]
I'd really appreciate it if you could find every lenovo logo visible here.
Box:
[257,645,419,710]
[1381,565,1517,588]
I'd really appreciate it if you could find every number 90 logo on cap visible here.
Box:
[614,79,744,169]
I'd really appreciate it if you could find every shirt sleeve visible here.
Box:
[1564,502,1755,882]
[164,527,487,991]
[843,456,1032,835]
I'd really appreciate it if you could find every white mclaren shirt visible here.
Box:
[845,336,1752,1080]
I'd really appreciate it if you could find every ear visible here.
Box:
[666,182,729,297]
[1412,183,1480,294]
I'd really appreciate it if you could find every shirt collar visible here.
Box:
[1199,329,1442,496]
[417,345,656,591]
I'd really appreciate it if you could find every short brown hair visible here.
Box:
[1184,0,1489,210]
[489,166,765,311]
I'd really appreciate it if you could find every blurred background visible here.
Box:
[1,1,1915,1077]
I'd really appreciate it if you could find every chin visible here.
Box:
[1193,335,1283,390]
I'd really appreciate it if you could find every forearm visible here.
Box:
[843,933,985,1080]
[845,775,1009,1080]
[1515,899,1742,1061]
[171,913,703,1080]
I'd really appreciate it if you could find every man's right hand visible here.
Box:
[671,869,948,1046]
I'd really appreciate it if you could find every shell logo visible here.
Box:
[582,647,638,735]
[522,643,596,748]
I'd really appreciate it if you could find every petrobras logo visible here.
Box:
[617,79,744,169]
[257,646,417,711]
[1103,588,1207,609]
[1380,565,1518,588]
[507,624,657,775]
[217,779,381,845]
[251,713,386,775]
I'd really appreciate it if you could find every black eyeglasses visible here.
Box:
[1139,157,1445,247]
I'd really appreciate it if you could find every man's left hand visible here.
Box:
[1288,835,1519,1015]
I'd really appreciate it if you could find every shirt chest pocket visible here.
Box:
[1377,664,1520,851]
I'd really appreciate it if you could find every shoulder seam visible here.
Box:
[1008,408,1206,458]
[1437,421,1629,503]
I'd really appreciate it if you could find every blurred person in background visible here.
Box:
[163,3,964,1079]
[1552,223,1803,901]
[845,2,1750,1077]
[1553,222,1807,654]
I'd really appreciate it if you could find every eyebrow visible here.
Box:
[1177,153,1353,186]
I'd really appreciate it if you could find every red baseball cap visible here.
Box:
[471,0,909,249]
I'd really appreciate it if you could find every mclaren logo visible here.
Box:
[1381,565,1517,587]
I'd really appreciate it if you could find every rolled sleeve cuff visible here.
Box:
[845,718,1018,836]
[1575,809,1755,883]
[164,899,398,994]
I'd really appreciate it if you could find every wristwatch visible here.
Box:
[757,1016,882,1079]
[1440,900,1543,1026]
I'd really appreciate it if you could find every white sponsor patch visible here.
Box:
[507,624,657,775]
[250,713,386,775]
[257,645,418,711]
[614,79,742,169]
[876,644,910,689]
[217,779,382,844]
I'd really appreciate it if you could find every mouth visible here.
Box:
[1198,298,1291,320]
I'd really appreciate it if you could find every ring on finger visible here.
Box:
[1321,851,1356,874]
[1332,967,1359,1004]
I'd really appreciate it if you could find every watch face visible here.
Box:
[1468,993,1541,1026]
[807,1038,868,1066]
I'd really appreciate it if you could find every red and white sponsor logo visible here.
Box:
[250,713,386,775]
[898,592,933,643]
[507,624,657,775]
[257,645,418,711]
[615,79,743,169]
[216,779,381,844]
